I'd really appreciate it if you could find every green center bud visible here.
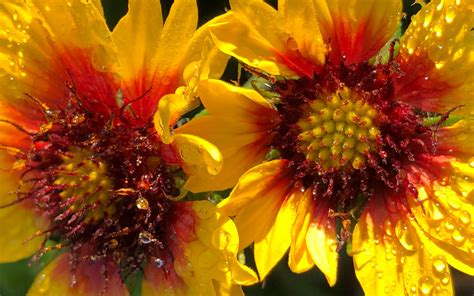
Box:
[297,87,379,171]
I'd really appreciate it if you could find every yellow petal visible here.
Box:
[172,134,223,181]
[218,159,289,217]
[438,119,474,159]
[153,0,197,79]
[28,253,128,296]
[181,13,232,81]
[210,6,310,77]
[288,189,315,273]
[402,220,454,296]
[313,0,402,64]
[306,200,338,287]
[407,162,474,274]
[396,0,474,116]
[0,1,120,119]
[145,201,257,295]
[197,79,275,116]
[175,80,278,192]
[351,199,405,296]
[254,189,299,280]
[278,0,326,68]
[112,0,163,81]
[0,152,46,263]
[154,93,199,144]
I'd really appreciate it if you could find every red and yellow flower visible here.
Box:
[174,0,474,294]
[0,0,256,295]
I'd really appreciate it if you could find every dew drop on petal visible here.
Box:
[135,197,149,210]
[418,275,434,295]
[432,256,447,273]
[154,258,165,268]
[440,272,451,286]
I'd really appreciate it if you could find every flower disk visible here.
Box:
[297,87,379,171]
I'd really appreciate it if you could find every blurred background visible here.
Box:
[0,0,473,295]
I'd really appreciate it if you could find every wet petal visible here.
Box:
[254,189,299,279]
[306,200,338,287]
[0,0,120,118]
[395,0,474,116]
[351,198,405,295]
[28,253,128,296]
[175,80,278,192]
[407,160,474,274]
[0,152,46,263]
[288,189,315,273]
[172,134,223,181]
[144,201,257,295]
[210,2,313,77]
[278,0,326,70]
[314,0,402,64]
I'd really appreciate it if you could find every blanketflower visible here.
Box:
[0,0,256,295]
[173,0,474,295]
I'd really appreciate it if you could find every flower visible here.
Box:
[0,0,256,294]
[174,0,474,294]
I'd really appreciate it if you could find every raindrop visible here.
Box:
[418,275,434,295]
[154,258,165,268]
[432,256,446,273]
[136,197,149,210]
[139,231,153,244]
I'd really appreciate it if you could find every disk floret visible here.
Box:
[297,87,380,171]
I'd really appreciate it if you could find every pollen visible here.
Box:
[53,147,113,223]
[297,87,379,171]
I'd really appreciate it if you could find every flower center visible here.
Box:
[297,87,379,171]
[17,91,186,277]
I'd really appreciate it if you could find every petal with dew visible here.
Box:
[112,0,163,81]
[143,201,257,295]
[437,119,474,159]
[288,189,315,273]
[172,134,223,181]
[278,0,326,69]
[395,0,474,116]
[0,152,47,263]
[218,159,289,217]
[175,80,278,192]
[350,198,405,296]
[154,0,197,75]
[210,2,313,77]
[254,189,299,280]
[306,199,338,287]
[407,160,474,275]
[314,0,402,65]
[0,0,120,118]
[28,253,128,296]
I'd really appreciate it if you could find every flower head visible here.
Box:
[0,0,256,294]
[175,0,474,294]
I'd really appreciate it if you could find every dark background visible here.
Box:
[0,1,473,295]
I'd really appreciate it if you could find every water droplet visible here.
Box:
[458,210,471,225]
[396,223,415,251]
[432,256,446,273]
[154,258,165,268]
[213,230,231,250]
[136,197,149,210]
[139,231,153,244]
[376,270,384,279]
[419,275,434,295]
[451,227,466,244]
[440,272,450,285]
[71,114,85,124]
